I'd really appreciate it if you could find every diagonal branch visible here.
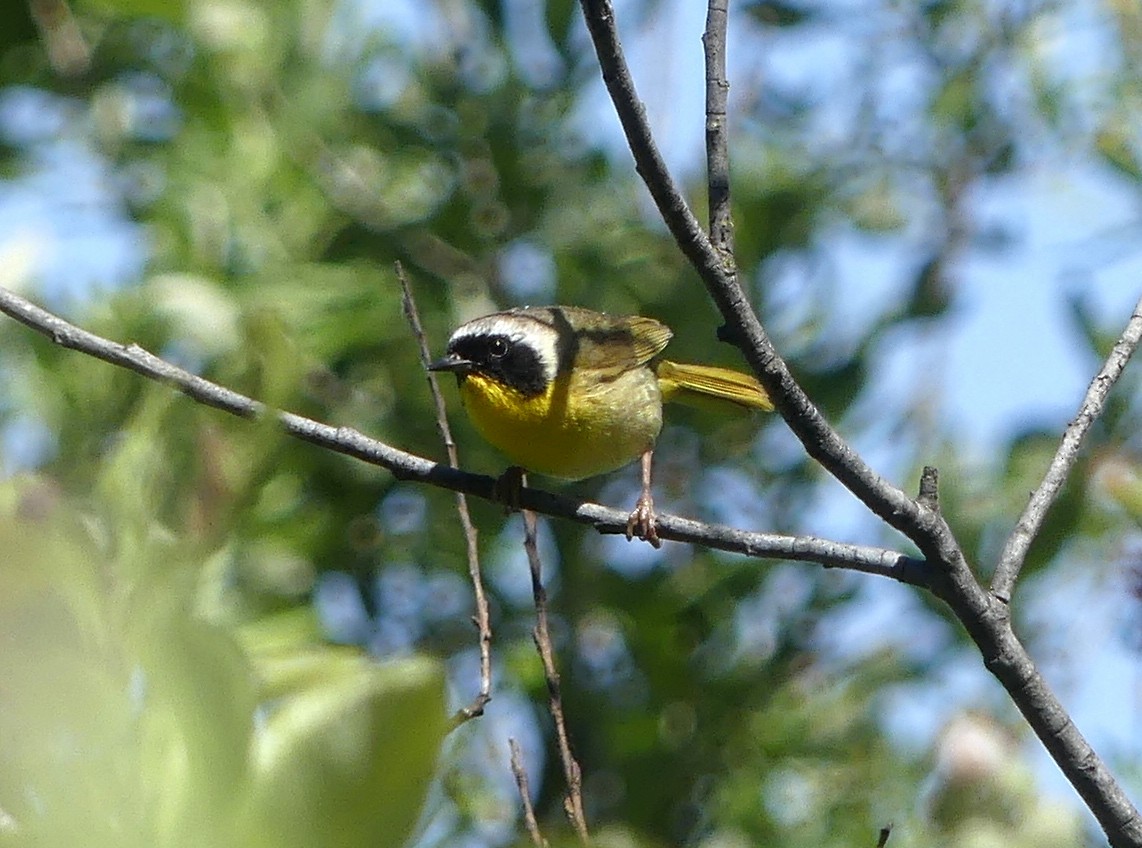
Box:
[575,2,1142,844]
[0,284,922,581]
[576,0,940,555]
[991,293,1142,602]
[523,507,589,843]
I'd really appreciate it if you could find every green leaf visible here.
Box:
[0,499,258,848]
[137,616,258,848]
[1003,429,1087,576]
[243,655,447,848]
[933,73,972,127]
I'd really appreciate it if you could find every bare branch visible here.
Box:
[509,738,548,848]
[875,823,892,848]
[991,293,1142,602]
[703,0,734,256]
[575,3,1142,845]
[397,263,493,724]
[522,507,588,843]
[576,0,939,554]
[0,284,921,579]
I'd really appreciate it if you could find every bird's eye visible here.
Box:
[489,337,510,359]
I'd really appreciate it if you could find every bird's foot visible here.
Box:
[493,466,526,513]
[625,491,661,548]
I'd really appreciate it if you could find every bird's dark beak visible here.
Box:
[427,353,473,375]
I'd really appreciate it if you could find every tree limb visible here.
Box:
[575,1,1142,844]
[991,293,1142,602]
[576,0,940,554]
[0,283,921,581]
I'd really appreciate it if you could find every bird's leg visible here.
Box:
[625,449,661,548]
[493,466,526,512]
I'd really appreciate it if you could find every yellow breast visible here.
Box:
[458,366,663,480]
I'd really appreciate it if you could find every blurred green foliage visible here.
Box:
[0,474,446,848]
[0,0,1140,847]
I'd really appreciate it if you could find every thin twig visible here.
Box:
[522,506,589,844]
[991,293,1142,602]
[875,823,892,848]
[397,263,493,723]
[509,738,549,848]
[703,0,734,256]
[0,284,923,580]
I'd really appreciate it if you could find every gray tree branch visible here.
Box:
[991,294,1142,602]
[0,283,921,582]
[576,0,938,553]
[703,0,734,256]
[575,1,1142,844]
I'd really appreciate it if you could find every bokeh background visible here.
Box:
[1,0,1141,846]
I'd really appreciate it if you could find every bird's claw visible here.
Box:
[493,466,526,513]
[625,493,661,548]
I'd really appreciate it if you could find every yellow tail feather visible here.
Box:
[654,359,773,412]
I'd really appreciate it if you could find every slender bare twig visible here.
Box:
[703,0,734,256]
[991,293,1142,602]
[875,823,892,848]
[509,738,549,848]
[575,3,1142,845]
[0,284,922,580]
[397,263,493,723]
[522,507,589,844]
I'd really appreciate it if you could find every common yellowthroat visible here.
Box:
[429,306,773,547]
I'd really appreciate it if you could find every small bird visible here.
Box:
[429,305,772,546]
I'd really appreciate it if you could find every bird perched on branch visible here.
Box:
[430,305,772,547]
